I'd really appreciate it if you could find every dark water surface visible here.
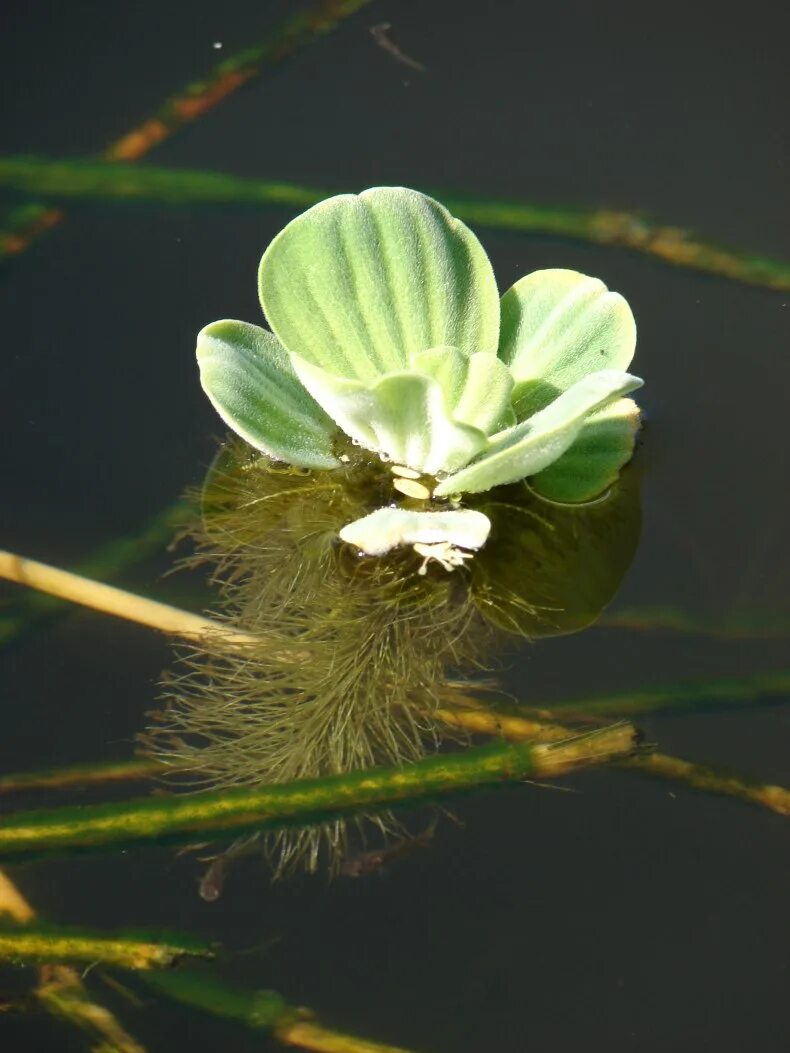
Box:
[1,2,789,1050]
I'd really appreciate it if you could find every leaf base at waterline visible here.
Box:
[146,439,641,872]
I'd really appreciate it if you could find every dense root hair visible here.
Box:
[143,441,496,873]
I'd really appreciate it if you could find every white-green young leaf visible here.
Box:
[498,269,637,420]
[259,187,500,382]
[197,320,340,469]
[411,347,515,435]
[291,354,489,475]
[433,370,642,496]
[529,398,641,503]
[339,507,491,556]
[409,346,468,407]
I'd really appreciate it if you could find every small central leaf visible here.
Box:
[411,347,515,435]
[291,355,489,474]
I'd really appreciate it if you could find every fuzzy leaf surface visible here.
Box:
[499,269,637,419]
[529,397,641,502]
[196,320,339,469]
[411,347,515,434]
[291,355,489,474]
[433,370,642,496]
[259,187,500,381]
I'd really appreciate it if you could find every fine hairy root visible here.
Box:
[143,441,495,873]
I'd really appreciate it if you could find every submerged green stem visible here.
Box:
[144,970,418,1053]
[36,965,147,1053]
[0,757,161,795]
[0,862,149,1051]
[0,158,329,210]
[0,727,635,859]
[437,695,790,817]
[540,670,790,719]
[0,928,212,970]
[622,752,790,816]
[598,605,790,639]
[2,157,789,291]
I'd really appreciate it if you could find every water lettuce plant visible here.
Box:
[153,187,645,870]
[197,187,643,568]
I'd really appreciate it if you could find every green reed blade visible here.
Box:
[36,966,147,1053]
[540,670,790,719]
[2,156,790,292]
[0,757,161,796]
[622,752,790,816]
[142,969,420,1052]
[598,604,790,639]
[0,926,212,970]
[0,726,635,860]
[436,693,790,817]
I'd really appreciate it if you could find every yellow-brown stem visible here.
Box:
[276,1019,417,1053]
[0,550,254,646]
[0,869,146,1052]
[0,868,35,923]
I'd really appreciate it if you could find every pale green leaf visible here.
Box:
[291,354,488,474]
[433,370,642,496]
[409,346,468,407]
[258,187,500,382]
[529,398,641,503]
[196,320,339,469]
[454,351,515,433]
[410,347,514,434]
[498,269,637,419]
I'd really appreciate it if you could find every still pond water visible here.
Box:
[1,2,788,1050]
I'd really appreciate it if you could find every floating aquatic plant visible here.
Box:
[149,188,645,871]
[197,186,644,569]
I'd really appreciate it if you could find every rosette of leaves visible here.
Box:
[196,187,643,566]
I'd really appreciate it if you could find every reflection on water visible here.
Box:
[470,468,640,637]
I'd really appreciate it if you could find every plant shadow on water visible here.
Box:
[0,2,789,1052]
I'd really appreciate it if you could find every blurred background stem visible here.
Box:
[142,969,421,1053]
[2,156,789,291]
[0,868,147,1052]
[0,0,373,261]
